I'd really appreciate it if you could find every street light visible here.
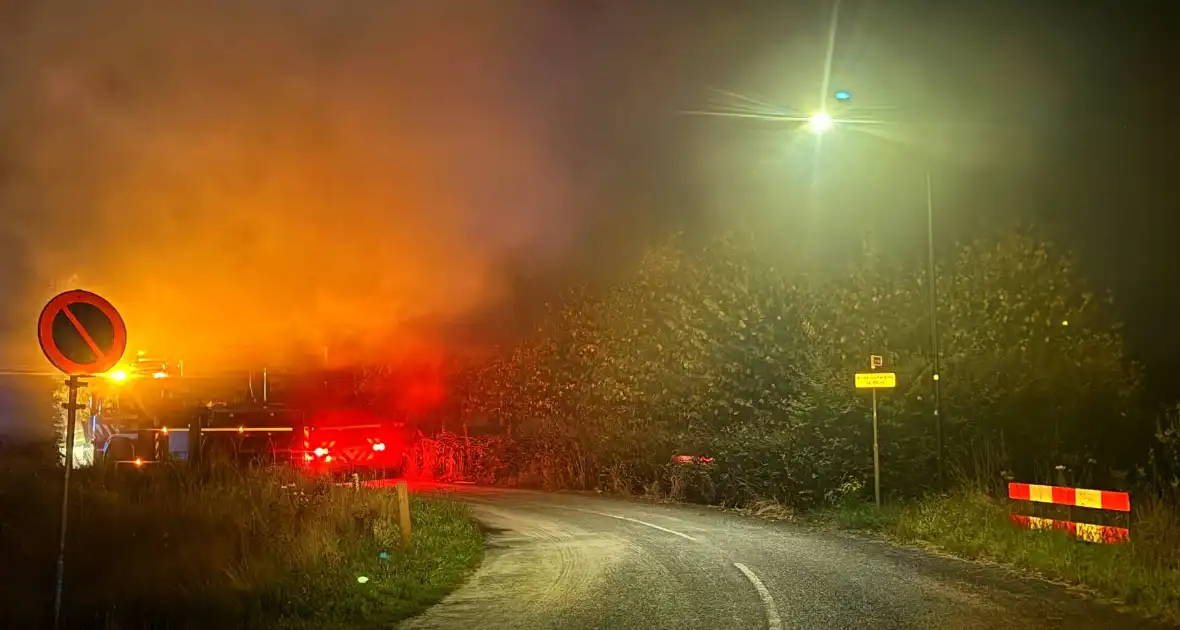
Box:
[807,113,945,491]
[807,111,833,134]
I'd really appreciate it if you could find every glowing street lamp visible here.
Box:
[807,111,833,134]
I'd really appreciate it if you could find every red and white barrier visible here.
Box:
[1008,513,1129,544]
[1007,482,1131,543]
[1007,482,1130,512]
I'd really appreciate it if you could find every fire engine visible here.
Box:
[94,361,417,478]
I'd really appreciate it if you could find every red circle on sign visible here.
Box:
[37,290,128,375]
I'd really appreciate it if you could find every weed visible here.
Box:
[0,457,482,629]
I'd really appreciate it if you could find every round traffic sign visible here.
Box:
[37,290,128,375]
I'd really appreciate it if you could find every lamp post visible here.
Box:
[925,171,943,492]
[807,111,834,134]
[808,113,945,491]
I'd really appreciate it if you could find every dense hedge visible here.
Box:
[395,227,1165,508]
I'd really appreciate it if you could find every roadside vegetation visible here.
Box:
[375,223,1179,621]
[0,450,483,630]
[826,488,1180,624]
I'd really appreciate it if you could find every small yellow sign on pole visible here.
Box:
[855,372,897,389]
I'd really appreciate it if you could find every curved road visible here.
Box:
[401,485,1165,629]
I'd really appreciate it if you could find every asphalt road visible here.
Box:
[401,485,1167,630]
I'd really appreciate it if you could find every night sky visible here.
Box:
[509,0,1180,403]
[1,1,1178,415]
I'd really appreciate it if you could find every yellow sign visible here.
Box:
[855,372,897,389]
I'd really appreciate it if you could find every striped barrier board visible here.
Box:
[1007,482,1130,512]
[1007,482,1130,543]
[1008,514,1129,544]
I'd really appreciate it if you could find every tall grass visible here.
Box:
[832,490,1180,624]
[0,455,483,629]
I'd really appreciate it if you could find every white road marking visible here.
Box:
[734,562,783,630]
[574,509,698,541]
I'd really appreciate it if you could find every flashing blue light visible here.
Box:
[834,90,851,101]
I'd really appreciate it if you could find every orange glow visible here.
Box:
[2,3,570,370]
[134,458,143,467]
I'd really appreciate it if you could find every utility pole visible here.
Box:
[926,171,944,492]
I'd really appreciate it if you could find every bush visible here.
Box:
[0,457,483,629]
[406,432,597,490]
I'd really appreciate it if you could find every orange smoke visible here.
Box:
[1,1,572,370]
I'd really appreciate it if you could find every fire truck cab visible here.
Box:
[100,403,410,478]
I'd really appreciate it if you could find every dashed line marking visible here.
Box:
[734,562,782,630]
[574,509,698,541]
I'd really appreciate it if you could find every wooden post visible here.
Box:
[395,481,412,548]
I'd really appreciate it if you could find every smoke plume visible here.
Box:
[0,0,580,370]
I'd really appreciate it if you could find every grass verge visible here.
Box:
[0,455,483,629]
[825,491,1180,624]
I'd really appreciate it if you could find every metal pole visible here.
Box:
[926,170,944,492]
[817,0,840,110]
[872,386,881,508]
[53,375,82,629]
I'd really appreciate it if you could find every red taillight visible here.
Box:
[671,454,714,465]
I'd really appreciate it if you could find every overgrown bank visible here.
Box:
[0,454,483,630]
[827,490,1180,625]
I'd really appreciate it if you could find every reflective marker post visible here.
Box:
[396,481,413,548]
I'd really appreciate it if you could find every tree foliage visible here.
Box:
[449,226,1142,506]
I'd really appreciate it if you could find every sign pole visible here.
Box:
[866,355,884,508]
[53,375,85,629]
[38,289,127,628]
[871,385,881,508]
